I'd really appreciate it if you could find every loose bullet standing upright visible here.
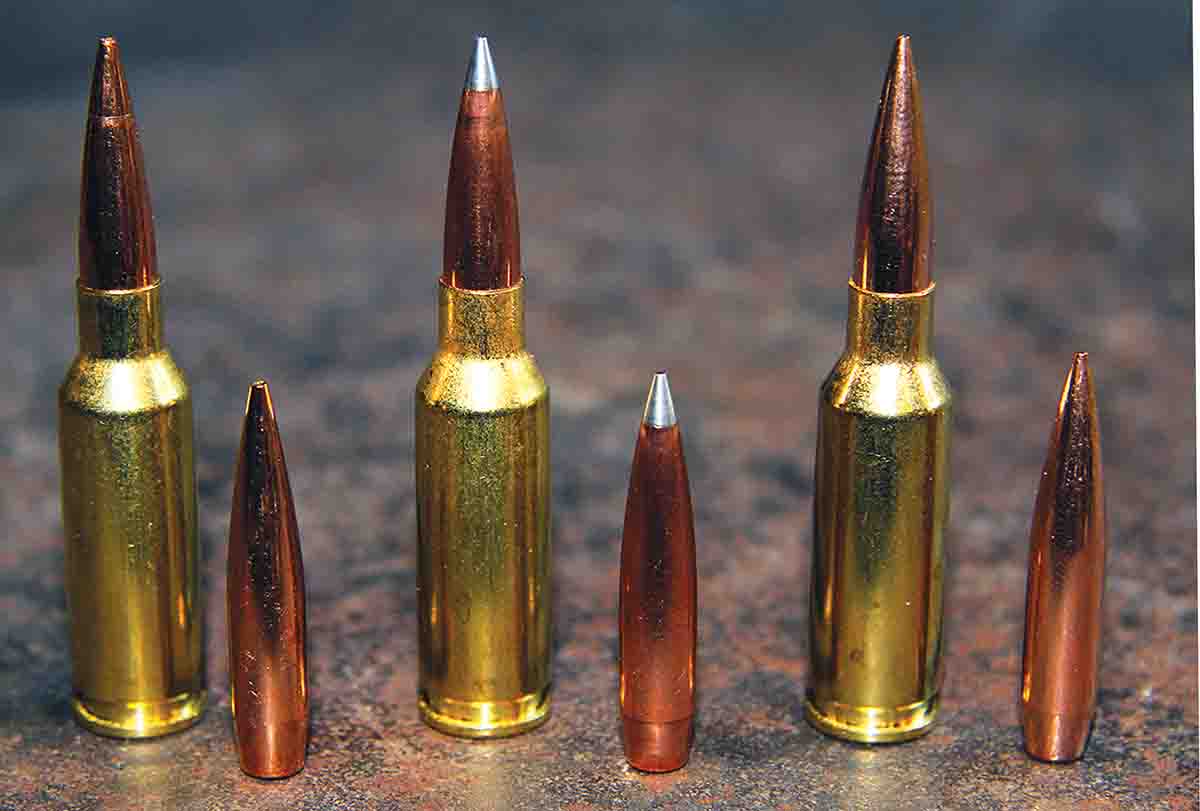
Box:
[228,381,308,778]
[806,35,951,743]
[619,373,698,772]
[59,38,204,737]
[1021,354,1107,762]
[415,36,552,737]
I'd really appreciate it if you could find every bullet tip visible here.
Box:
[245,379,275,419]
[89,36,132,117]
[642,372,677,428]
[854,34,931,293]
[465,35,499,91]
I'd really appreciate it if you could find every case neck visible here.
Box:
[845,281,935,361]
[76,281,163,358]
[438,279,525,357]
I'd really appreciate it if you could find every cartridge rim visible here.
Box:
[418,687,551,739]
[71,690,206,739]
[803,692,939,744]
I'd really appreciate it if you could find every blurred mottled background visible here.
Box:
[1,3,1194,809]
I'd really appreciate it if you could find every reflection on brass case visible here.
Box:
[806,281,950,743]
[59,283,204,737]
[415,280,551,737]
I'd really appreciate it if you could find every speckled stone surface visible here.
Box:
[0,3,1194,809]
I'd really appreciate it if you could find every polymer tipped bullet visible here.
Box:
[79,37,157,291]
[806,35,950,744]
[620,372,697,772]
[60,38,204,738]
[854,34,931,294]
[1021,354,1107,763]
[228,381,308,778]
[443,35,520,291]
[416,37,551,738]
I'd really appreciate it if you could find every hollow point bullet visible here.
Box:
[228,381,308,778]
[806,35,951,743]
[1021,354,1107,763]
[619,372,698,772]
[59,37,204,738]
[415,36,552,738]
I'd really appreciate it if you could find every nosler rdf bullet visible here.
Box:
[619,373,698,772]
[806,35,951,743]
[415,36,552,738]
[59,37,204,737]
[228,381,308,778]
[1021,354,1107,763]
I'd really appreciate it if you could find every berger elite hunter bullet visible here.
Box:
[228,381,308,778]
[1021,354,1107,763]
[805,35,951,743]
[59,38,204,737]
[415,36,551,737]
[619,373,697,772]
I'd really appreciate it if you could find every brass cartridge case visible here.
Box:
[806,281,950,743]
[59,282,204,737]
[415,279,551,737]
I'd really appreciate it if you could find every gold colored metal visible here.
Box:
[806,281,951,743]
[59,282,204,738]
[415,279,551,738]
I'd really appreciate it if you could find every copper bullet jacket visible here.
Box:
[442,37,520,291]
[1021,353,1107,763]
[79,37,157,291]
[228,381,308,778]
[854,34,931,295]
[619,373,697,772]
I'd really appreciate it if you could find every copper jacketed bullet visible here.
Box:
[228,381,308,778]
[442,35,520,291]
[619,372,697,772]
[415,36,552,738]
[59,37,204,737]
[1021,353,1107,763]
[806,35,951,743]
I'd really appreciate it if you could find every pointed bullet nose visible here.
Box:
[246,379,275,422]
[892,34,912,72]
[89,36,132,117]
[465,35,500,91]
[444,34,519,290]
[854,34,931,293]
[642,371,677,428]
[1058,352,1096,429]
[1070,351,1090,389]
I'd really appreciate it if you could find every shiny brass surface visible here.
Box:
[1021,353,1106,763]
[228,381,308,778]
[59,283,204,738]
[806,281,950,743]
[854,35,931,295]
[619,373,697,773]
[415,280,551,737]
